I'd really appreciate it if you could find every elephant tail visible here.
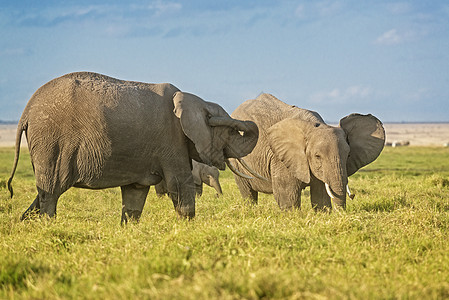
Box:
[7,120,27,198]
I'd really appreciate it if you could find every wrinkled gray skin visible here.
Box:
[8,72,258,223]
[155,160,222,198]
[230,94,385,211]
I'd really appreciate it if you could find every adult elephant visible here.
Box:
[155,160,222,198]
[229,93,385,211]
[7,72,260,223]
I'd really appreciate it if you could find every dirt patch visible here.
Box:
[383,123,449,147]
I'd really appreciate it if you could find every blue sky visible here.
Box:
[1,0,448,122]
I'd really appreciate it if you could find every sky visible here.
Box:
[1,0,448,123]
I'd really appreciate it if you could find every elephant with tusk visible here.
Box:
[229,94,385,211]
[7,72,261,223]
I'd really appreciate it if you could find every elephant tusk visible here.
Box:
[225,159,253,179]
[346,185,355,200]
[237,158,268,181]
[325,183,338,200]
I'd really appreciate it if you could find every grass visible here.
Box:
[1,146,449,299]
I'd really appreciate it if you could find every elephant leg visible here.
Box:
[155,181,167,198]
[310,179,332,212]
[164,173,195,219]
[20,187,61,219]
[22,188,61,220]
[195,183,203,197]
[271,160,301,210]
[234,176,258,204]
[20,195,40,220]
[121,184,150,224]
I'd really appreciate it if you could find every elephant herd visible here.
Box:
[7,72,385,223]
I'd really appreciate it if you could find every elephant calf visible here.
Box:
[229,93,385,211]
[7,72,260,223]
[155,160,222,198]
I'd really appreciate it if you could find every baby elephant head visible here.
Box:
[192,161,223,196]
[268,113,385,209]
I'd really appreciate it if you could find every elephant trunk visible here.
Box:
[324,155,349,210]
[325,183,347,210]
[209,117,259,158]
[208,175,223,195]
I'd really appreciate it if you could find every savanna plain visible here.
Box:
[1,142,449,299]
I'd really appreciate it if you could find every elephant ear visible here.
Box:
[191,161,203,185]
[173,92,213,165]
[340,113,385,176]
[267,118,310,184]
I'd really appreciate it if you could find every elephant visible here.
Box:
[7,72,262,223]
[228,93,385,211]
[155,160,222,198]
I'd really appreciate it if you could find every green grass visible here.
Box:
[1,146,449,299]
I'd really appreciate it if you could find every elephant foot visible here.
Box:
[312,205,332,214]
[20,196,41,221]
[20,208,40,221]
[175,206,195,220]
[121,209,142,225]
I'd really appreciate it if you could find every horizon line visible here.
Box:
[2,120,449,125]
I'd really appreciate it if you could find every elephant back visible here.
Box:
[232,93,323,131]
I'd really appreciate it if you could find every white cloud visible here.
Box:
[386,2,412,15]
[375,28,417,45]
[294,1,343,19]
[316,0,343,17]
[346,86,371,98]
[310,85,372,103]
[295,4,305,18]
[148,1,182,16]
[14,2,182,28]
[375,29,401,45]
[104,24,132,38]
